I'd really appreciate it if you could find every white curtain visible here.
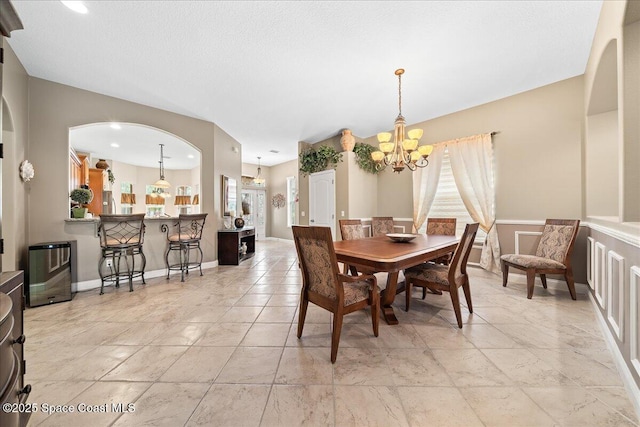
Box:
[447,133,501,273]
[412,144,445,232]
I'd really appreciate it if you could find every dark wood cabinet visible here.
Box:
[0,271,30,427]
[218,227,256,265]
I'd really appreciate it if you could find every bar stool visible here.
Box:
[97,214,146,294]
[161,213,208,282]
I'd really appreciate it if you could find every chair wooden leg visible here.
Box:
[540,274,547,289]
[501,261,509,287]
[297,297,309,338]
[462,278,473,314]
[565,269,577,300]
[449,285,463,328]
[405,281,412,312]
[422,287,426,299]
[371,289,379,337]
[331,311,344,363]
[526,269,536,299]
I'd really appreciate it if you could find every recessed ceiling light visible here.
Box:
[187,154,194,159]
[110,143,120,148]
[110,123,121,130]
[61,1,88,14]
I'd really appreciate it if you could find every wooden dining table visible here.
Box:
[333,234,459,325]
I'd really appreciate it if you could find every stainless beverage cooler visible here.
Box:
[27,241,76,307]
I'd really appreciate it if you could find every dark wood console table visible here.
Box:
[218,227,256,265]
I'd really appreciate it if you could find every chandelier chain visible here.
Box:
[398,72,402,117]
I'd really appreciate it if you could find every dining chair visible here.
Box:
[404,222,479,328]
[338,219,368,275]
[97,213,146,295]
[500,219,580,299]
[421,217,458,298]
[371,216,395,237]
[161,213,208,282]
[292,225,380,363]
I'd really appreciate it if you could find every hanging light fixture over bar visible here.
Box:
[154,143,171,188]
[371,69,433,173]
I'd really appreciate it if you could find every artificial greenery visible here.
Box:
[299,145,343,176]
[353,142,381,174]
[70,188,92,204]
[107,169,115,184]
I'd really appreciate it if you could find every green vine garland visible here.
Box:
[299,145,343,177]
[353,142,381,174]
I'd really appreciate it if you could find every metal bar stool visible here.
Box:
[161,213,208,282]
[98,214,146,294]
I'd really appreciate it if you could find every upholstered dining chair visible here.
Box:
[371,216,395,237]
[500,219,580,300]
[292,225,380,363]
[404,223,479,328]
[420,217,458,298]
[339,219,368,275]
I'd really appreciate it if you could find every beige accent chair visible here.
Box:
[404,223,479,328]
[292,225,380,363]
[500,219,580,299]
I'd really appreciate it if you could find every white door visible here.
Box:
[309,169,336,239]
[241,189,266,240]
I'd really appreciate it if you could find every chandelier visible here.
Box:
[253,156,265,185]
[371,69,433,173]
[154,143,171,192]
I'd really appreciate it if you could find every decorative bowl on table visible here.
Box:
[386,233,417,243]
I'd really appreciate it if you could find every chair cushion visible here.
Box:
[535,224,575,263]
[105,237,140,247]
[343,280,376,306]
[404,263,449,286]
[168,234,199,242]
[500,254,566,270]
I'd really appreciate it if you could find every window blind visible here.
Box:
[423,149,486,242]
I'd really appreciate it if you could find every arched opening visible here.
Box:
[68,123,202,218]
[586,39,619,219]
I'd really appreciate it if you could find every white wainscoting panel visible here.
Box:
[514,231,542,255]
[363,225,372,237]
[606,251,625,341]
[393,225,406,233]
[631,266,640,378]
[587,236,595,290]
[595,242,607,308]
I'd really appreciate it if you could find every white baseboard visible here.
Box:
[589,293,640,422]
[73,260,219,292]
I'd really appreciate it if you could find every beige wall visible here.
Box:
[368,76,585,220]
[1,42,29,272]
[25,77,229,282]
[585,110,619,217]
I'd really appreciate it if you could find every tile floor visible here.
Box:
[23,240,639,426]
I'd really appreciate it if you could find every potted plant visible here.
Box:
[70,188,92,218]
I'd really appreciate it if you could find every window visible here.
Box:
[145,185,166,217]
[120,182,134,214]
[287,176,297,227]
[176,185,192,215]
[422,149,487,242]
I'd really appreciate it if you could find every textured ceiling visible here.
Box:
[8,1,602,167]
